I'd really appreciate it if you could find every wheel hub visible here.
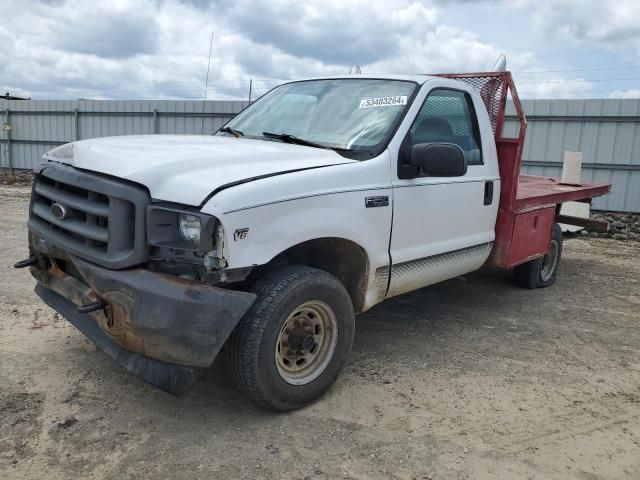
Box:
[275,300,339,386]
[288,327,316,351]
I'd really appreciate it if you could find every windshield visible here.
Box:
[220,78,417,155]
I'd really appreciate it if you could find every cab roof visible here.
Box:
[284,74,438,84]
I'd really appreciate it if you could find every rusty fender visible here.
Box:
[31,256,256,394]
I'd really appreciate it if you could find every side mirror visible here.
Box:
[409,143,467,177]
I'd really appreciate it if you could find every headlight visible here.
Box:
[147,206,216,253]
[178,214,201,244]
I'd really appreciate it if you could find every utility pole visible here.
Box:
[248,79,253,104]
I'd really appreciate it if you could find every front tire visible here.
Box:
[225,266,355,411]
[513,222,563,289]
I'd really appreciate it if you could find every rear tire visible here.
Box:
[225,265,355,411]
[513,222,563,289]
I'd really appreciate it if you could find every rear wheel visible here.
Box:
[513,222,563,289]
[225,265,355,411]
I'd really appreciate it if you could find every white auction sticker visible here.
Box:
[359,96,408,109]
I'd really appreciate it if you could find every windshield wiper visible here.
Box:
[219,126,244,137]
[262,132,332,150]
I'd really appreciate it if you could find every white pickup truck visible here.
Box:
[18,71,610,411]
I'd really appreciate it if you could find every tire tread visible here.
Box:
[225,265,353,411]
[513,223,563,289]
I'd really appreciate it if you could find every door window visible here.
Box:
[405,89,483,166]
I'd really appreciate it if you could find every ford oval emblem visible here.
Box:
[50,202,68,220]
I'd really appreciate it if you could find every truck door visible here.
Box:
[387,85,499,298]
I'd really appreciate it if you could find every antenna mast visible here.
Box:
[201,31,214,134]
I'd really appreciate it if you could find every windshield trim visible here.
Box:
[217,77,421,161]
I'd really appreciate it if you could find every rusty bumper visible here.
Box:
[30,256,256,394]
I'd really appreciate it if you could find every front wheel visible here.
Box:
[513,222,563,289]
[225,266,355,411]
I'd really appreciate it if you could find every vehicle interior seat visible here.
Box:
[411,116,453,144]
[410,116,481,165]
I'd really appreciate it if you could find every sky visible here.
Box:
[2,0,640,100]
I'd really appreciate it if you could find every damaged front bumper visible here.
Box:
[29,254,256,394]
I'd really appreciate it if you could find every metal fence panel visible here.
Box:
[0,99,248,171]
[2,97,639,211]
[504,99,640,212]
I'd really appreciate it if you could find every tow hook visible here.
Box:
[77,299,107,314]
[14,257,38,268]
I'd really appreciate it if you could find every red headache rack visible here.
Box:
[433,71,611,268]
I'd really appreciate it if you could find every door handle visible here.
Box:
[484,181,494,205]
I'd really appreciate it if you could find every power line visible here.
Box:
[517,90,639,96]
[27,76,639,94]
[517,77,640,85]
[514,66,640,74]
[17,73,640,100]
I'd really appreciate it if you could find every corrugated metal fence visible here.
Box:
[2,98,639,212]
[0,99,248,170]
[505,99,640,212]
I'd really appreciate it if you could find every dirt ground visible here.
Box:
[1,185,639,480]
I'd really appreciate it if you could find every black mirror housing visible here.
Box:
[409,143,467,177]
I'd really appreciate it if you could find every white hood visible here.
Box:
[42,135,355,206]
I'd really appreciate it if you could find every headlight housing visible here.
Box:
[147,206,216,253]
[178,214,201,244]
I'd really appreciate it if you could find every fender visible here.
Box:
[201,155,395,310]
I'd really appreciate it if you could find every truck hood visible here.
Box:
[42,135,355,206]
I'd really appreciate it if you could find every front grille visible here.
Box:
[29,164,150,269]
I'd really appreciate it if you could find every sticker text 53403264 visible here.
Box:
[359,96,408,109]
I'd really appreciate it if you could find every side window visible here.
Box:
[407,89,483,166]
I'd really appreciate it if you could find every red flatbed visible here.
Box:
[515,175,611,212]
[438,71,611,269]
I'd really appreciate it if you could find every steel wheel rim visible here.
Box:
[540,239,559,281]
[275,300,338,386]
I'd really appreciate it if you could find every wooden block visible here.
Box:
[560,151,583,186]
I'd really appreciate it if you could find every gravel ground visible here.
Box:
[0,169,33,186]
[1,185,639,480]
[585,212,640,242]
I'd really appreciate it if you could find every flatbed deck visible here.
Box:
[515,175,611,212]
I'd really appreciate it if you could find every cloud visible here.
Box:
[1,0,637,100]
[517,77,595,99]
[223,0,438,65]
[7,0,160,59]
[369,25,508,74]
[609,89,640,99]
[511,0,640,52]
[4,0,521,99]
[52,5,159,59]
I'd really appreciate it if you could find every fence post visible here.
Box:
[153,109,158,134]
[4,108,12,174]
[74,108,79,140]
